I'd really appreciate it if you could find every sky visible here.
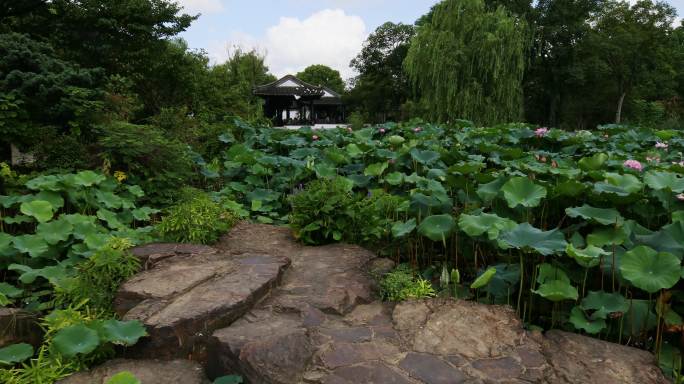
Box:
[176,0,684,80]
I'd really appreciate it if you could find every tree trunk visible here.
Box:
[615,92,627,124]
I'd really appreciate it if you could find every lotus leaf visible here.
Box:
[106,372,141,384]
[12,234,49,258]
[620,246,680,293]
[533,279,578,301]
[392,219,416,238]
[37,219,74,245]
[410,149,440,164]
[569,306,606,334]
[644,171,684,192]
[52,324,100,358]
[581,291,629,317]
[501,177,547,208]
[99,319,147,345]
[19,200,54,223]
[418,215,456,242]
[500,223,567,255]
[0,343,33,365]
[565,204,624,226]
[457,213,517,240]
[578,153,608,171]
[566,243,608,268]
[73,170,106,187]
[471,267,497,289]
[364,162,389,177]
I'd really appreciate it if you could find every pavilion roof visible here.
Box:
[253,75,325,97]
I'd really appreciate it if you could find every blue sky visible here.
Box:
[176,0,684,79]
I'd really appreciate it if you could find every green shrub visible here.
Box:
[348,111,365,130]
[288,178,398,245]
[379,264,436,301]
[156,190,237,244]
[54,239,141,313]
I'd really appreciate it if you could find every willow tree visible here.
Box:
[405,0,529,125]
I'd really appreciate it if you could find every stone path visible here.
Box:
[65,222,670,383]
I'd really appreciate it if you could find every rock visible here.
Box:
[131,243,216,268]
[57,359,209,384]
[399,352,469,384]
[0,308,42,348]
[368,258,396,277]
[114,243,289,360]
[323,362,413,384]
[393,300,525,359]
[542,330,670,384]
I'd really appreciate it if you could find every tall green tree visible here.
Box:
[296,65,345,94]
[587,0,677,123]
[405,0,529,125]
[348,22,415,122]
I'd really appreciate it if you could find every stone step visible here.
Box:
[114,241,290,361]
[57,359,209,384]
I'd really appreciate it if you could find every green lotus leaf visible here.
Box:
[635,221,684,257]
[0,233,15,257]
[346,175,372,188]
[410,148,440,164]
[97,209,124,230]
[533,279,578,302]
[37,219,74,245]
[476,177,507,203]
[594,173,643,196]
[95,190,124,209]
[345,143,363,158]
[581,291,629,317]
[0,282,22,300]
[392,219,417,238]
[458,213,517,240]
[314,163,337,179]
[644,171,684,192]
[674,211,684,223]
[34,191,64,210]
[500,223,567,256]
[471,267,497,289]
[8,264,69,285]
[536,263,570,284]
[0,343,33,365]
[620,246,680,293]
[418,214,456,243]
[578,153,608,171]
[586,225,631,247]
[501,177,547,208]
[106,371,141,384]
[85,233,110,250]
[73,170,106,187]
[131,207,158,221]
[25,175,62,191]
[99,319,147,346]
[364,162,389,177]
[0,195,21,208]
[384,172,405,186]
[554,180,586,197]
[19,200,54,223]
[12,234,49,258]
[566,243,608,268]
[565,204,624,226]
[3,215,33,225]
[569,306,606,334]
[623,299,657,337]
[52,324,100,358]
[126,185,145,198]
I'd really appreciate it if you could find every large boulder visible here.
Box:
[57,359,209,384]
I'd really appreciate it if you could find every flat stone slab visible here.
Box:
[114,231,290,360]
[57,359,209,384]
[542,330,670,384]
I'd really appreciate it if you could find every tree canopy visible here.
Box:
[405,0,529,125]
[296,65,345,94]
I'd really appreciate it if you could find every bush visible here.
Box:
[156,189,238,244]
[288,178,398,245]
[55,239,141,313]
[348,111,365,130]
[96,121,196,206]
[379,264,436,301]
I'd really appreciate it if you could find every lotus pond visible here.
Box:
[196,120,684,374]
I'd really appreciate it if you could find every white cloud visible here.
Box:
[176,0,225,15]
[210,9,368,80]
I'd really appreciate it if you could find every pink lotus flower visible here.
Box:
[413,127,422,133]
[677,193,684,201]
[379,128,386,134]
[646,156,660,163]
[623,160,643,171]
[312,135,319,141]
[535,127,549,138]
[656,142,669,149]
[347,127,353,133]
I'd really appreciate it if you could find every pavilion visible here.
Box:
[253,75,345,127]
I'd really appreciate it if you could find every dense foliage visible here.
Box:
[405,0,529,125]
[195,118,684,375]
